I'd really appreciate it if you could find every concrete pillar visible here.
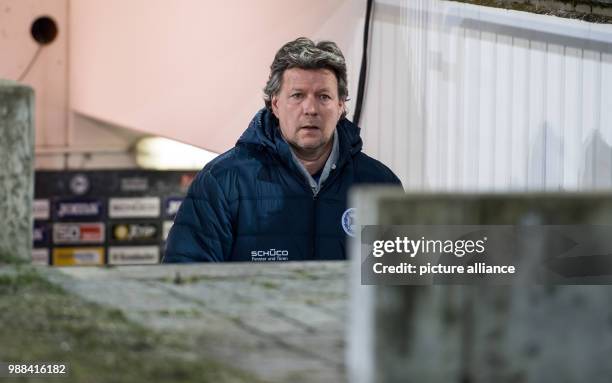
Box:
[0,79,34,261]
[349,188,612,382]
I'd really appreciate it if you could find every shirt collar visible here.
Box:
[289,129,339,195]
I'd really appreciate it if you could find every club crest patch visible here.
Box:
[341,208,356,237]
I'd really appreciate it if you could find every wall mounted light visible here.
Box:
[134,136,218,170]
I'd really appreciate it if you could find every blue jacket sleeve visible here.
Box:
[163,171,233,263]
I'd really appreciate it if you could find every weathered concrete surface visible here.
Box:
[45,262,348,383]
[0,79,34,261]
[350,188,612,383]
[0,261,264,383]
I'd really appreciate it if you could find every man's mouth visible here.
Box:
[301,125,320,131]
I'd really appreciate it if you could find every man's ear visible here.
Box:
[271,95,279,118]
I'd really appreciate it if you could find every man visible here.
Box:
[163,37,401,263]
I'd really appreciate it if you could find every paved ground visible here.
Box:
[45,262,349,383]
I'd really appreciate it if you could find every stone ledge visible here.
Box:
[43,262,349,383]
[449,0,612,22]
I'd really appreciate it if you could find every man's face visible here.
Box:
[271,68,344,157]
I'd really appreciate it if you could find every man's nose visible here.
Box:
[302,94,318,115]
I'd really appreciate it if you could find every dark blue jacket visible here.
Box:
[163,108,401,262]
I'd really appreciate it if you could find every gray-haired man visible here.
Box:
[164,37,401,263]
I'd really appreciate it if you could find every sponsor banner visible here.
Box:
[165,197,183,218]
[53,223,105,244]
[69,173,90,195]
[162,220,174,241]
[33,222,49,246]
[111,222,159,241]
[109,197,160,218]
[120,177,149,192]
[31,248,49,266]
[108,246,160,265]
[33,199,50,220]
[52,247,104,266]
[55,199,103,220]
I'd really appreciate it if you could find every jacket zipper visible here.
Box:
[291,158,350,261]
[291,172,318,261]
[308,160,350,260]
[311,193,318,260]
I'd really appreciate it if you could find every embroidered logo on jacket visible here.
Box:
[250,249,289,262]
[342,208,356,237]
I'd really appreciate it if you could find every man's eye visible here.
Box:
[290,93,303,98]
[319,94,331,100]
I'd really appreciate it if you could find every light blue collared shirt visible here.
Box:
[289,129,339,196]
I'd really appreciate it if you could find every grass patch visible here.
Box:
[291,269,321,281]
[259,280,280,290]
[155,308,204,319]
[0,251,28,265]
[0,265,264,383]
[157,272,247,285]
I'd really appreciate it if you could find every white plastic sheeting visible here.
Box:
[360,0,612,191]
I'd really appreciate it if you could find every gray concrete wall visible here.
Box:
[450,0,612,21]
[458,0,612,7]
[0,79,34,260]
[349,188,612,383]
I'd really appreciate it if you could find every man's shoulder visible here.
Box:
[202,145,263,177]
[352,152,402,185]
[189,145,265,193]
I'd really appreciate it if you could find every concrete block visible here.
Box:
[349,188,612,383]
[49,262,349,383]
[0,79,34,261]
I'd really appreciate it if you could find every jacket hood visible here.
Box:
[237,108,363,156]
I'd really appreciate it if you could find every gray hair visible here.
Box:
[263,37,349,118]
